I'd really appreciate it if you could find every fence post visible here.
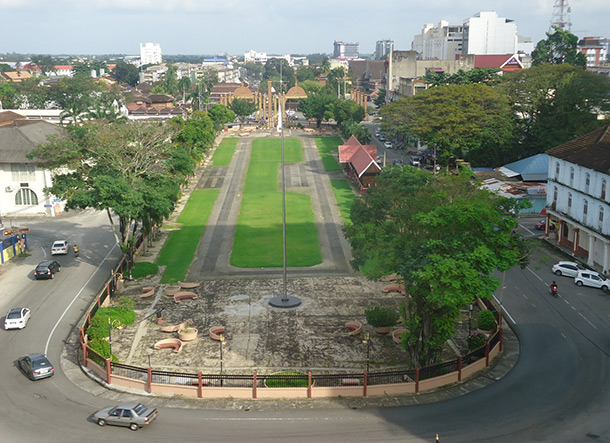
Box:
[106,358,112,384]
[415,367,420,394]
[457,356,462,382]
[253,372,257,399]
[82,343,88,367]
[147,367,152,393]
[307,371,312,399]
[485,342,490,367]
[105,283,110,298]
[198,372,203,398]
[363,371,368,397]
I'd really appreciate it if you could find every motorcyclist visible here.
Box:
[550,280,558,297]
[73,243,79,257]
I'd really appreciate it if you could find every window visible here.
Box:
[585,173,590,193]
[602,179,607,200]
[15,189,38,206]
[553,187,558,205]
[10,164,36,181]
[555,162,560,180]
[601,207,605,223]
[568,193,572,214]
[584,199,588,217]
[569,167,574,187]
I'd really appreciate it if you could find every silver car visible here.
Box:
[94,402,158,431]
[18,353,54,380]
[575,270,609,291]
[552,261,585,278]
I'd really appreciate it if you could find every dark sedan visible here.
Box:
[34,260,61,280]
[18,353,54,380]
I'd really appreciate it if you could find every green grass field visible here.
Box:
[314,137,343,172]
[231,138,322,268]
[330,179,356,226]
[156,189,219,283]
[211,137,238,166]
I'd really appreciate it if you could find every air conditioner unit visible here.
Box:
[5,186,14,192]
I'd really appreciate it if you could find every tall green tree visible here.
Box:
[381,83,515,166]
[169,111,216,161]
[299,88,338,127]
[345,168,529,366]
[30,55,56,75]
[373,88,386,108]
[421,68,501,87]
[208,104,236,132]
[330,99,365,126]
[340,120,371,144]
[113,60,140,86]
[499,63,610,154]
[532,26,586,67]
[47,76,102,124]
[0,82,18,108]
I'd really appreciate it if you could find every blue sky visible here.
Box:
[1,0,607,56]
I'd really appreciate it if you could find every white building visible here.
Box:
[412,21,464,60]
[140,43,162,66]
[375,40,394,60]
[333,41,359,60]
[463,11,517,55]
[545,124,610,274]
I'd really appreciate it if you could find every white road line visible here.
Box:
[492,294,517,326]
[518,223,536,236]
[526,266,544,282]
[44,244,117,354]
[578,312,598,330]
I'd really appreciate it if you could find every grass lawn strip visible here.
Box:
[314,137,343,172]
[330,179,356,226]
[231,138,322,268]
[156,189,219,283]
[211,137,238,166]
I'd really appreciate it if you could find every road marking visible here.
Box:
[518,223,536,236]
[578,312,598,330]
[44,244,117,354]
[526,266,544,282]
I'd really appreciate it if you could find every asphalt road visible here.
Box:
[1,212,610,441]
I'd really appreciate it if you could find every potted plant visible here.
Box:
[476,310,496,334]
[177,319,198,342]
[365,305,399,334]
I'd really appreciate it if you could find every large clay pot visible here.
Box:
[374,326,392,334]
[178,328,198,342]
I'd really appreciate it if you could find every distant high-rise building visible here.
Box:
[140,42,162,65]
[462,12,517,55]
[375,40,394,60]
[578,37,610,67]
[333,41,359,60]
[412,21,464,60]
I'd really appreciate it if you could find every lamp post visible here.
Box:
[219,334,226,387]
[362,332,371,373]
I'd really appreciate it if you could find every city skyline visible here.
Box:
[1,0,608,56]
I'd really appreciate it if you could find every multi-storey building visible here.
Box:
[412,21,464,60]
[578,37,609,67]
[375,40,394,60]
[140,42,162,66]
[462,11,518,55]
[333,41,359,60]
[545,124,610,274]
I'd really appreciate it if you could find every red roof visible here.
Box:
[338,136,377,163]
[350,146,381,177]
[474,55,523,71]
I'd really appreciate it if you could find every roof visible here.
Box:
[1,71,32,82]
[481,178,546,198]
[474,55,523,71]
[233,85,254,100]
[0,111,26,126]
[338,136,376,163]
[0,120,63,163]
[350,146,381,177]
[546,124,610,174]
[499,153,549,181]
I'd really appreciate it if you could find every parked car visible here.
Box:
[5,308,31,330]
[378,135,386,141]
[94,402,159,431]
[34,260,61,280]
[574,270,609,290]
[51,240,68,255]
[411,156,421,167]
[376,156,382,164]
[392,159,403,166]
[384,141,392,149]
[18,353,54,380]
[535,219,556,231]
[552,261,585,278]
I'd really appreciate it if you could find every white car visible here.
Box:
[384,141,392,149]
[51,240,68,255]
[5,308,31,330]
[552,261,585,278]
[574,270,609,291]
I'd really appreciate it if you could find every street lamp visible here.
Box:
[219,334,226,387]
[362,332,371,373]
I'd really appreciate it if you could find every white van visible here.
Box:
[574,270,609,291]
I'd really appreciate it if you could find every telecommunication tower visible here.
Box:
[550,0,572,32]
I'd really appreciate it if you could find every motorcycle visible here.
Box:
[550,285,558,298]
[73,244,79,257]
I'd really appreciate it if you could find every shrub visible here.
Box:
[365,305,399,328]
[477,310,496,331]
[86,306,137,340]
[265,371,309,388]
[88,338,118,362]
[118,296,136,309]
[130,262,158,279]
[468,331,487,351]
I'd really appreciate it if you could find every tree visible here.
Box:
[46,76,102,124]
[14,77,49,109]
[28,121,194,265]
[331,99,365,127]
[299,80,324,95]
[0,82,18,108]
[318,57,331,76]
[299,88,338,127]
[326,67,348,97]
[30,55,56,75]
[0,63,13,73]
[421,68,501,87]
[296,67,316,83]
[532,26,586,67]
[208,104,236,132]
[263,58,295,89]
[374,88,386,108]
[229,98,256,124]
[242,62,263,82]
[340,120,371,144]
[381,84,515,166]
[499,63,610,154]
[113,60,139,86]
[345,168,528,366]
[169,111,216,161]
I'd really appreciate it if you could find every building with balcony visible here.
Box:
[333,41,359,60]
[545,124,610,274]
[578,37,609,67]
[140,42,162,66]
[412,21,464,60]
[375,40,394,60]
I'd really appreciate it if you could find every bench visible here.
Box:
[164,286,180,297]
[383,284,406,294]
[209,326,226,341]
[178,281,201,289]
[345,321,362,336]
[160,321,186,333]
[341,378,361,386]
[379,273,398,282]
[140,289,155,298]
[174,292,198,303]
[153,338,183,353]
[142,286,154,293]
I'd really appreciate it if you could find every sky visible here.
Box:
[1,0,608,56]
